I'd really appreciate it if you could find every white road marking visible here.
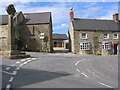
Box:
[75,59,86,65]
[26,58,31,60]
[98,82,114,88]
[27,60,32,62]
[20,64,24,67]
[23,62,27,65]
[5,67,11,70]
[21,59,26,62]
[76,69,80,72]
[15,67,20,71]
[11,64,15,67]
[9,77,14,82]
[12,71,17,75]
[16,61,20,64]
[81,73,88,78]
[75,61,81,66]
[6,84,11,89]
[31,58,36,60]
[1,70,13,75]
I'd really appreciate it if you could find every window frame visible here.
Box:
[80,33,88,39]
[113,33,118,39]
[102,41,111,50]
[103,34,109,39]
[80,42,90,50]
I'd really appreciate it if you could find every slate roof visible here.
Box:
[72,18,120,31]
[0,12,51,25]
[52,34,68,40]
[22,12,51,25]
[0,15,8,25]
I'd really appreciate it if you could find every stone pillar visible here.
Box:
[3,4,19,57]
[8,15,16,51]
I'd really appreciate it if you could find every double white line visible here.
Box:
[4,57,37,90]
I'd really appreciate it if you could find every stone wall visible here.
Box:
[69,28,120,55]
[0,25,8,51]
[0,12,25,52]
[19,24,53,52]
[68,22,75,52]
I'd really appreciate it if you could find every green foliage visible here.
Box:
[14,27,23,50]
[14,27,21,41]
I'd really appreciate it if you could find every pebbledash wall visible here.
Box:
[69,9,120,55]
[0,11,53,53]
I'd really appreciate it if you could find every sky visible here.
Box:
[0,1,120,34]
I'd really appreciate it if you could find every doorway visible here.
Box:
[114,44,118,55]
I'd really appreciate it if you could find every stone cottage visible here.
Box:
[52,34,68,49]
[69,8,120,55]
[0,11,53,53]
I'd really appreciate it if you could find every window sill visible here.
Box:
[113,38,118,40]
[80,38,88,39]
[102,49,111,50]
[80,49,90,51]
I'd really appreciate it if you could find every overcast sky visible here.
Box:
[0,1,119,34]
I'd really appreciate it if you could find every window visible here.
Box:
[102,42,111,50]
[80,33,87,39]
[80,42,90,50]
[113,33,118,39]
[104,34,109,39]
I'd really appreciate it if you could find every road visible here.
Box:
[1,52,118,89]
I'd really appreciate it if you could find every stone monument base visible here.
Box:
[1,50,30,59]
[1,45,30,59]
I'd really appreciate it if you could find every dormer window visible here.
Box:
[104,34,109,39]
[80,33,87,39]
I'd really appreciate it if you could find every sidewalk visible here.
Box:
[53,47,69,53]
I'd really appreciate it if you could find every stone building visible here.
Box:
[0,11,53,53]
[69,8,120,55]
[52,34,68,49]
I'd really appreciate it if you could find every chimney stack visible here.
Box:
[113,13,119,22]
[70,7,74,21]
[24,14,28,18]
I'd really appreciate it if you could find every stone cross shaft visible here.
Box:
[5,4,16,52]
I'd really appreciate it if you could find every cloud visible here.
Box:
[0,2,118,34]
[83,2,97,8]
[0,2,70,24]
[53,23,68,30]
[97,5,118,20]
[75,6,102,19]
[0,0,119,2]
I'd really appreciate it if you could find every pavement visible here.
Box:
[1,51,119,89]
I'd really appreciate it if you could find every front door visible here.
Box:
[114,44,118,55]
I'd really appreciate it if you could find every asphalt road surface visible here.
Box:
[1,52,118,89]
